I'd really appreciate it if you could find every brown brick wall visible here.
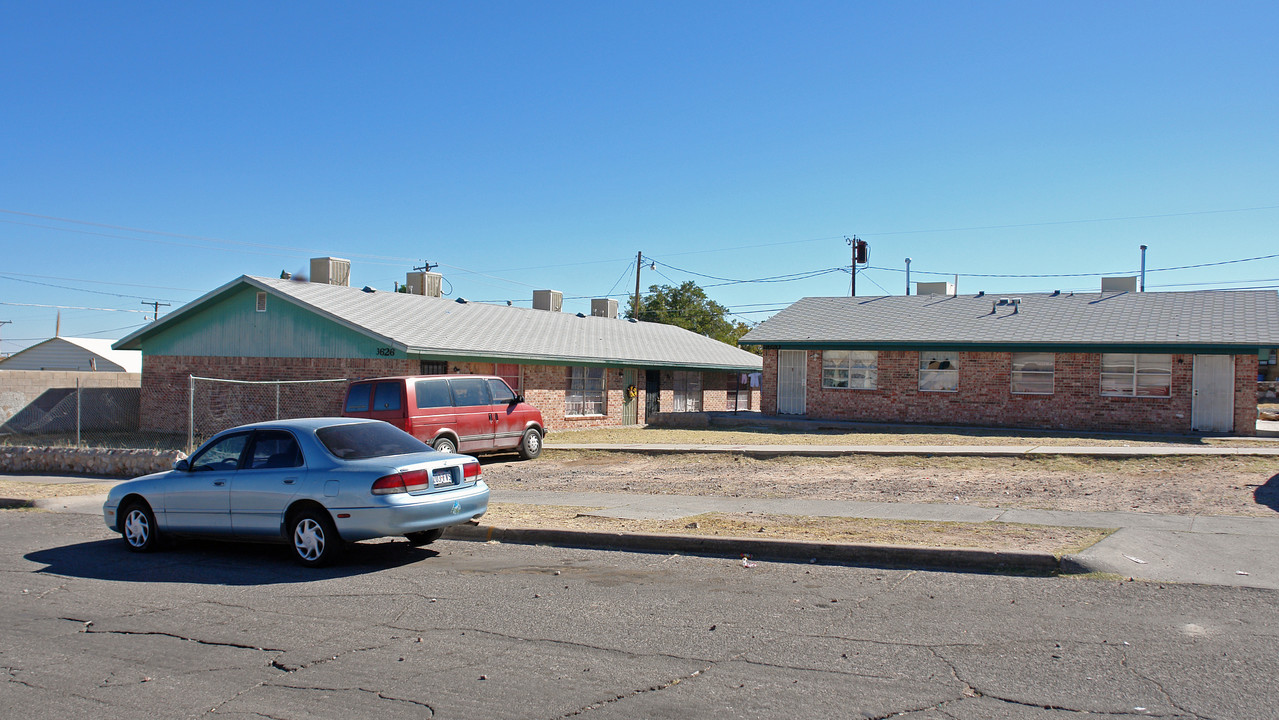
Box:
[760,348,1258,436]
[141,355,415,432]
[141,356,725,435]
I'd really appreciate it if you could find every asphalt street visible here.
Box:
[3,511,1277,719]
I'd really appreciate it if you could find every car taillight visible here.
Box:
[371,474,407,495]
[401,469,429,493]
[463,461,482,482]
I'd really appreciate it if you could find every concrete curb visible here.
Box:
[443,523,1061,574]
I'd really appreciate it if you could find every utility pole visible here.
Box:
[0,320,10,358]
[1139,245,1148,292]
[846,236,867,296]
[633,251,643,320]
[142,300,171,322]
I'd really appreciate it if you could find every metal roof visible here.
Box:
[0,336,142,372]
[739,291,1279,351]
[116,276,762,372]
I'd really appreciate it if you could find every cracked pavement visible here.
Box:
[2,511,1277,719]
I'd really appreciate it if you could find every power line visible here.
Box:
[0,273,187,302]
[0,302,149,313]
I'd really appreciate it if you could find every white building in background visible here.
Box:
[0,337,141,373]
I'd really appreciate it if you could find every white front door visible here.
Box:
[777,350,807,415]
[1192,355,1235,433]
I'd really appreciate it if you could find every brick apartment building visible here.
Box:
[114,267,761,437]
[739,287,1279,436]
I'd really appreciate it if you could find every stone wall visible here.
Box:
[1259,381,1279,402]
[0,446,184,477]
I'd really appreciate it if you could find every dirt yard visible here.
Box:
[484,451,1279,517]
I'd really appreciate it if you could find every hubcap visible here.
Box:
[124,509,150,547]
[294,518,325,561]
[527,431,540,453]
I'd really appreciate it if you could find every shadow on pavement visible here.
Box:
[1255,474,1279,514]
[24,537,439,585]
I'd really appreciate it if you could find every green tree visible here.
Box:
[626,281,758,351]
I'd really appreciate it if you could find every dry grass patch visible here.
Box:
[549,426,1273,448]
[480,503,1112,556]
[0,480,117,501]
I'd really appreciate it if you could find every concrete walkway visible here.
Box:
[490,490,1279,590]
[15,477,1279,590]
[544,441,1279,457]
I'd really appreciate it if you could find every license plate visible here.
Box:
[433,469,455,488]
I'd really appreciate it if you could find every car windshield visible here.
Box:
[316,421,432,460]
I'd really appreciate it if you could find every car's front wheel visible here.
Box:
[433,437,457,454]
[290,509,343,567]
[121,501,160,553]
[517,428,542,460]
[405,528,444,547]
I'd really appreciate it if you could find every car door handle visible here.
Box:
[283,478,296,484]
[213,480,226,487]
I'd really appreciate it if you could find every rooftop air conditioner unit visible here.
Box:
[310,257,351,286]
[1101,276,1138,293]
[916,281,954,296]
[406,271,443,297]
[590,298,618,319]
[533,290,563,312]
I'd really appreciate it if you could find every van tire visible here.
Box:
[518,428,542,460]
[433,437,457,454]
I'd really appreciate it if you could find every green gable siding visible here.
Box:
[140,286,391,359]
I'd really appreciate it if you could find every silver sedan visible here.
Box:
[103,417,490,566]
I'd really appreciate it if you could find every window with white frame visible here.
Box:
[1100,353,1172,397]
[822,350,878,389]
[918,350,959,392]
[1011,352,1054,394]
[566,367,606,416]
[671,371,703,412]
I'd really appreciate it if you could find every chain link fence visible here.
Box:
[186,376,348,451]
[1,376,348,452]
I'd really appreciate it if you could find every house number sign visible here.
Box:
[376,347,396,356]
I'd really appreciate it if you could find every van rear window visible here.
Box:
[415,379,453,408]
[372,382,402,411]
[344,384,372,412]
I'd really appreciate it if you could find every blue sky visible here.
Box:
[2,1,1277,353]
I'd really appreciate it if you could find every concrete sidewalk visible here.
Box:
[17,479,1279,590]
[543,441,1279,457]
[488,490,1279,590]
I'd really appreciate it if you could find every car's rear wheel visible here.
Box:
[121,501,160,553]
[290,508,343,567]
[517,428,542,460]
[405,528,444,547]
[433,437,457,454]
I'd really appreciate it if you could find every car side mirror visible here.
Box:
[174,458,191,472]
[510,394,524,404]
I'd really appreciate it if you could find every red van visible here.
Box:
[342,375,546,459]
